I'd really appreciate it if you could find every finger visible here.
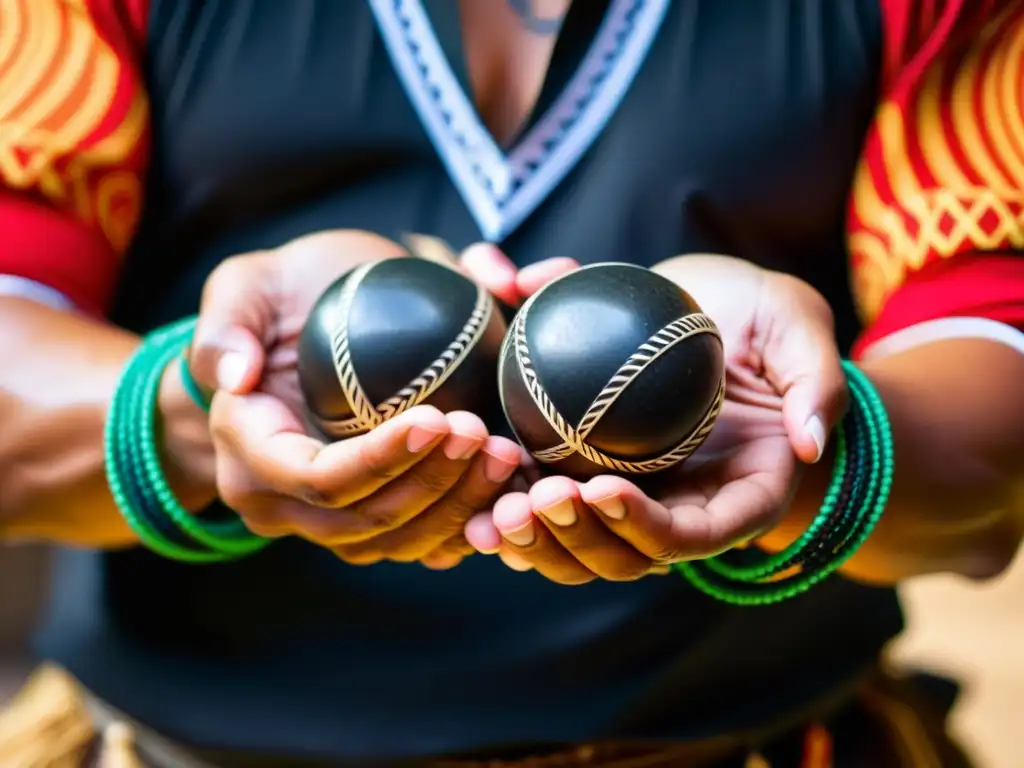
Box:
[529,477,652,581]
[577,476,681,561]
[580,463,791,562]
[211,396,448,508]
[334,534,471,569]
[442,534,477,557]
[493,493,595,585]
[190,253,276,393]
[459,243,519,306]
[419,550,465,570]
[760,276,848,463]
[515,257,579,299]
[498,546,536,572]
[519,448,542,485]
[332,544,385,566]
[417,532,474,569]
[300,411,489,544]
[351,435,520,560]
[465,511,503,553]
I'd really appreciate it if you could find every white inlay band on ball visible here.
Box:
[317,251,494,437]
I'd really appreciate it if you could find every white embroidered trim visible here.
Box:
[368,0,671,241]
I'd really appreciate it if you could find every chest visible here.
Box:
[133,0,881,325]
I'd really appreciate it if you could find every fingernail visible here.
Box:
[444,434,483,461]
[216,352,248,391]
[407,426,446,453]
[484,453,518,483]
[805,414,827,463]
[492,262,517,283]
[502,520,535,547]
[478,546,501,555]
[590,495,626,520]
[536,498,577,527]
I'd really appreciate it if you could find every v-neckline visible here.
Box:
[418,0,607,150]
[368,0,672,242]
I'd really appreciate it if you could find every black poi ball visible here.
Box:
[498,263,725,480]
[299,255,506,439]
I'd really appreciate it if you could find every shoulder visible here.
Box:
[0,0,153,315]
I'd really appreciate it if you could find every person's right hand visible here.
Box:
[187,230,523,569]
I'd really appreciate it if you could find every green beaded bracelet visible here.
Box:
[673,361,894,605]
[105,317,270,562]
[106,320,235,562]
[179,353,212,413]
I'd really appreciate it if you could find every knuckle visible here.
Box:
[356,439,404,483]
[217,480,258,514]
[205,255,247,297]
[411,469,456,495]
[433,493,477,524]
[358,504,404,532]
[651,544,689,564]
[293,481,336,508]
[208,412,238,449]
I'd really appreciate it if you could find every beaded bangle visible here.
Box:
[178,354,212,412]
[105,317,270,563]
[673,361,894,605]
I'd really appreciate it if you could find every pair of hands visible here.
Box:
[184,230,569,570]
[184,230,847,583]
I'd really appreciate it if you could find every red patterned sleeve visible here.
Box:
[0,0,150,317]
[847,0,1024,358]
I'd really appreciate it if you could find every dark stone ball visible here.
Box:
[298,256,506,439]
[498,263,725,480]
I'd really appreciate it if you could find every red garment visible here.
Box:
[848,0,1024,353]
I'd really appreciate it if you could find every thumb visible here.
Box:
[189,254,276,394]
[759,276,848,464]
[459,242,520,306]
[516,257,580,299]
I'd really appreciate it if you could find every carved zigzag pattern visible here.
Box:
[318,260,493,438]
[514,309,724,474]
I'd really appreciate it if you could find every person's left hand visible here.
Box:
[462,255,848,584]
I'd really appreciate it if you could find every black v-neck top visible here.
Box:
[34,0,903,760]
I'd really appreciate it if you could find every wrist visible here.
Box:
[757,441,836,553]
[158,356,217,512]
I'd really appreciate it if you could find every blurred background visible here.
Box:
[1,544,1021,766]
